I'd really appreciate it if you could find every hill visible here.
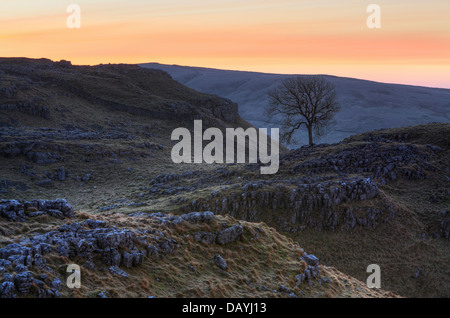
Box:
[1,58,448,298]
[0,58,387,298]
[0,205,397,298]
[0,58,243,130]
[141,63,450,147]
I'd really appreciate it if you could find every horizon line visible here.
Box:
[2,55,449,90]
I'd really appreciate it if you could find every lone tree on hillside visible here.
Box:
[267,76,340,146]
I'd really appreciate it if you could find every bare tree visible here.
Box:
[267,76,340,146]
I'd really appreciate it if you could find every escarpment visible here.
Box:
[182,177,399,232]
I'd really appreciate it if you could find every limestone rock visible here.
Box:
[216,225,243,245]
[214,255,227,270]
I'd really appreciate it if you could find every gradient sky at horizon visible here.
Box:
[1,0,450,88]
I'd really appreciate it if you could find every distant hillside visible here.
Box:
[141,63,450,147]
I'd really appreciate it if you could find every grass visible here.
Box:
[2,122,447,297]
[1,58,448,298]
[0,210,397,298]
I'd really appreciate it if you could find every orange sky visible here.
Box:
[1,0,450,88]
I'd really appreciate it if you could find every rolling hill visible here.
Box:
[0,58,448,298]
[141,63,450,147]
[0,57,400,298]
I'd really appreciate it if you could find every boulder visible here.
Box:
[109,266,129,278]
[0,281,17,298]
[216,225,243,245]
[302,254,319,267]
[213,255,227,270]
[175,211,215,224]
[193,232,217,244]
[14,271,34,294]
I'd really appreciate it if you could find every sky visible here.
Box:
[1,0,450,88]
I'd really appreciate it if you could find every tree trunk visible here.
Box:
[307,125,313,146]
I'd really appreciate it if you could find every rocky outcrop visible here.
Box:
[132,211,215,226]
[296,253,321,286]
[0,210,222,298]
[192,224,243,246]
[0,203,326,298]
[182,177,398,232]
[216,225,243,245]
[0,218,163,297]
[0,140,67,164]
[193,232,217,244]
[175,211,215,224]
[285,142,439,184]
[0,199,74,221]
[0,98,50,119]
